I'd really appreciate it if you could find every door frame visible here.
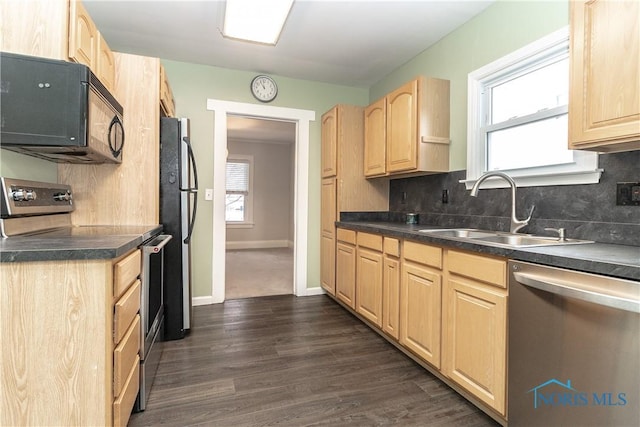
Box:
[206,99,316,303]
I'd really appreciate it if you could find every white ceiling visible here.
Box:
[84,0,494,88]
[84,0,493,142]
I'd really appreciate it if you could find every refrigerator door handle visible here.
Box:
[181,136,198,244]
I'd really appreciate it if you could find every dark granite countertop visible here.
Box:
[337,221,640,281]
[0,224,163,262]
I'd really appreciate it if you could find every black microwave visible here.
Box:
[0,52,124,164]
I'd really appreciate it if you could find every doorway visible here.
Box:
[206,99,316,303]
[224,116,295,299]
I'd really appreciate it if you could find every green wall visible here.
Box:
[161,60,368,297]
[370,0,569,171]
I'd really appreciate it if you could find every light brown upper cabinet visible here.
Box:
[68,0,116,93]
[96,34,116,93]
[364,77,451,178]
[68,0,98,68]
[364,98,387,176]
[321,107,339,178]
[568,0,640,152]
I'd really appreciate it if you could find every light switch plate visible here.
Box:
[205,188,213,201]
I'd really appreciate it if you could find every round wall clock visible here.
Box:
[250,75,278,102]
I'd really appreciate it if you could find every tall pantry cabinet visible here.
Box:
[320,105,389,295]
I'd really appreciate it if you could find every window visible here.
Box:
[465,27,601,189]
[226,155,253,226]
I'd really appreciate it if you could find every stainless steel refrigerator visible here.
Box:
[160,117,198,341]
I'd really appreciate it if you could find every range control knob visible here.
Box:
[12,189,38,201]
[54,191,72,202]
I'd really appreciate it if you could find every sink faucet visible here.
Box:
[470,171,535,234]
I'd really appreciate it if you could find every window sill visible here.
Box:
[461,168,604,190]
[226,222,255,229]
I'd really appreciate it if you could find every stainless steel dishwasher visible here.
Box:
[508,260,639,426]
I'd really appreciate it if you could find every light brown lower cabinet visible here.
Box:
[382,237,401,339]
[442,249,507,416]
[400,241,443,368]
[356,233,384,327]
[336,229,357,309]
[0,249,142,427]
[329,231,508,422]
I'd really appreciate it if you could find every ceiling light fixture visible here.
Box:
[223,0,295,45]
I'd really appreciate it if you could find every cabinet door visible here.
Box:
[321,178,336,236]
[320,234,336,295]
[336,242,356,309]
[364,98,387,176]
[96,34,116,92]
[382,254,400,340]
[320,178,336,295]
[356,247,383,327]
[568,0,640,151]
[68,0,98,68]
[400,261,441,368]
[321,107,338,177]
[443,275,507,415]
[386,79,418,173]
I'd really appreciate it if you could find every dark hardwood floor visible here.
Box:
[129,295,499,426]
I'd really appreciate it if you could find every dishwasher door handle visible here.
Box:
[513,271,640,313]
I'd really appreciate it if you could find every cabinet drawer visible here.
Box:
[114,249,141,299]
[336,228,356,245]
[447,250,506,288]
[114,315,140,397]
[113,356,140,427]
[114,279,141,343]
[383,237,400,257]
[403,240,442,269]
[357,232,383,251]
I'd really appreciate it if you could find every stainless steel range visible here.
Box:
[1,177,168,412]
[0,177,74,236]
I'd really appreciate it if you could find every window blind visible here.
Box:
[226,161,250,193]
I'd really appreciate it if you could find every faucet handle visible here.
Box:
[545,227,566,241]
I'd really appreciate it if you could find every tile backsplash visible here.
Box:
[382,152,639,246]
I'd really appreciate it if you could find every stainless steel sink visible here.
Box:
[473,234,592,247]
[419,228,593,248]
[419,228,497,238]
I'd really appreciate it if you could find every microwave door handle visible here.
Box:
[108,115,125,157]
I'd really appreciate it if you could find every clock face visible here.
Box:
[251,75,278,102]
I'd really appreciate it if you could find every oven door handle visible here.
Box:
[513,271,640,313]
[143,234,173,254]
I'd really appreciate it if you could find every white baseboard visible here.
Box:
[287,240,294,248]
[300,286,325,296]
[194,287,324,304]
[226,240,290,250]
[192,296,215,306]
